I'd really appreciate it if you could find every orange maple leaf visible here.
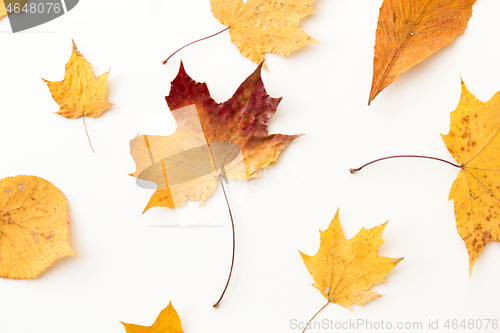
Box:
[210,0,318,64]
[369,0,476,104]
[129,62,302,213]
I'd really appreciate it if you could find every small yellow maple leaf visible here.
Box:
[121,302,184,333]
[300,209,402,310]
[0,175,76,279]
[210,0,319,64]
[442,80,500,274]
[42,40,113,119]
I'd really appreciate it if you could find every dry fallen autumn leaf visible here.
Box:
[369,0,476,104]
[0,175,76,279]
[130,61,302,212]
[162,0,318,65]
[121,302,184,333]
[442,80,500,274]
[300,209,402,316]
[42,40,114,152]
[130,61,302,307]
[352,79,500,275]
[210,0,318,64]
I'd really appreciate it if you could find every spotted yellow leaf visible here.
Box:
[210,0,319,64]
[0,175,76,279]
[442,80,500,274]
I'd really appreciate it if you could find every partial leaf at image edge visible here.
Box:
[42,40,113,119]
[121,301,184,333]
[0,175,76,279]
[442,80,500,274]
[369,0,476,104]
[210,0,319,64]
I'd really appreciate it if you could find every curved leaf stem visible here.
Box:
[302,301,330,333]
[161,27,230,65]
[349,155,461,174]
[82,114,95,154]
[213,176,235,308]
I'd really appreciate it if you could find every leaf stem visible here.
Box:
[82,114,96,153]
[302,301,330,333]
[213,175,235,308]
[349,155,461,174]
[161,27,230,65]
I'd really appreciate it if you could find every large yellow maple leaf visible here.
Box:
[369,0,476,104]
[210,0,318,64]
[300,210,403,309]
[42,40,113,119]
[442,80,500,274]
[0,175,76,279]
[300,209,402,310]
[121,302,184,333]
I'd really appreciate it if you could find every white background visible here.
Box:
[0,0,500,332]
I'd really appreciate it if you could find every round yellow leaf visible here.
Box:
[0,175,76,279]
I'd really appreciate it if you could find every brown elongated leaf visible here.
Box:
[369,0,476,104]
[121,302,184,333]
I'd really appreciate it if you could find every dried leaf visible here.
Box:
[300,209,402,309]
[369,0,475,104]
[442,80,500,274]
[121,302,184,333]
[129,62,302,212]
[0,0,27,20]
[42,40,113,119]
[210,0,318,64]
[0,175,76,279]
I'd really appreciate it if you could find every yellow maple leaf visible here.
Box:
[0,175,76,279]
[42,40,113,119]
[442,80,500,274]
[121,302,184,333]
[130,62,302,213]
[210,0,319,64]
[300,209,402,310]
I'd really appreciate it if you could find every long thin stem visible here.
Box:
[82,114,96,154]
[213,175,235,308]
[349,155,461,174]
[302,301,330,333]
[161,27,230,65]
